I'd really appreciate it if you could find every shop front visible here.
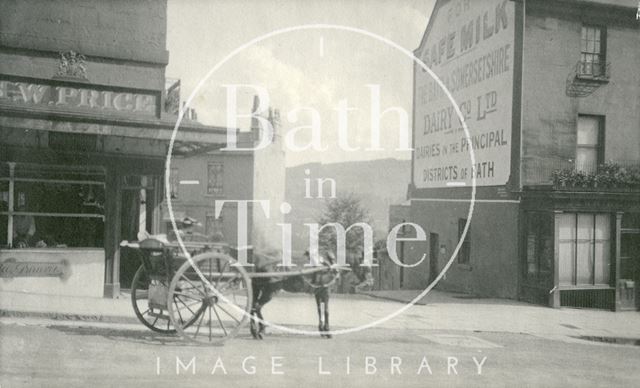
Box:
[0,79,228,298]
[520,189,640,311]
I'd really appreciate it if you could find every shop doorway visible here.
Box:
[119,175,159,288]
[429,233,439,284]
[620,213,640,310]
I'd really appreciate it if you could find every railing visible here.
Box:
[575,60,611,81]
[576,61,611,80]
[523,159,640,191]
[560,288,615,310]
[566,60,611,97]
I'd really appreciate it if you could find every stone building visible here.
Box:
[0,0,232,297]
[408,0,640,310]
[168,95,286,259]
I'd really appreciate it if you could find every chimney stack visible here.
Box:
[250,94,280,145]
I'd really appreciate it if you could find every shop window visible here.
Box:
[0,162,105,248]
[576,115,603,173]
[558,213,610,286]
[0,217,6,246]
[580,25,606,77]
[457,218,470,265]
[207,162,224,196]
[525,212,553,279]
[169,167,179,199]
[0,181,8,247]
[206,212,224,241]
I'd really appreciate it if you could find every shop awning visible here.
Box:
[0,107,228,140]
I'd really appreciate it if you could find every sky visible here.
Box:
[166,0,435,166]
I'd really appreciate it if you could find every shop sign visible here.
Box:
[0,79,157,117]
[0,258,70,279]
[413,0,514,188]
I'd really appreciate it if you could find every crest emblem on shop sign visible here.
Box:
[55,51,88,80]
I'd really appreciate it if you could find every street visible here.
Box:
[1,293,640,388]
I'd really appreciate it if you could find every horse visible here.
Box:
[249,251,338,339]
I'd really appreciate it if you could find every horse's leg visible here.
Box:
[320,288,331,338]
[250,283,261,339]
[255,283,277,337]
[314,289,330,338]
[315,291,323,334]
[323,291,331,338]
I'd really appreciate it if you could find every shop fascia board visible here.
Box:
[0,107,233,145]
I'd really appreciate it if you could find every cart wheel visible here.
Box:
[131,264,203,334]
[167,252,252,345]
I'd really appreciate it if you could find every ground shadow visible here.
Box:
[45,324,251,347]
[44,323,328,347]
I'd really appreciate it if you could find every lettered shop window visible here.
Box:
[580,25,606,77]
[207,162,224,196]
[457,218,470,265]
[576,115,603,173]
[558,213,611,286]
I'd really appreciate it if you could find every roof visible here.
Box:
[562,0,638,7]
[415,0,639,53]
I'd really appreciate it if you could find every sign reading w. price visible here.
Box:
[0,258,69,279]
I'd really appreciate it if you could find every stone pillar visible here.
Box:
[549,211,562,308]
[103,169,122,298]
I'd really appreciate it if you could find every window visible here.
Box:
[205,211,224,240]
[207,162,223,195]
[580,25,606,77]
[576,115,603,173]
[0,162,105,248]
[525,212,553,279]
[558,213,610,286]
[457,218,470,265]
[169,167,179,199]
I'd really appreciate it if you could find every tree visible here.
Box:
[317,193,373,260]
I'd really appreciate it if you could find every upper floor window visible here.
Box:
[207,162,224,196]
[580,25,606,77]
[576,115,604,173]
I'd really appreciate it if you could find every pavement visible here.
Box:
[1,288,640,343]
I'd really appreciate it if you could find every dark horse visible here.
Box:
[249,251,337,339]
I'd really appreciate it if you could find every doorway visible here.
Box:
[119,175,159,288]
[620,213,640,310]
[429,233,439,284]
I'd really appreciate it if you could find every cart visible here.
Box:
[121,237,343,345]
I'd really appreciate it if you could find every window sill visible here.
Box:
[457,263,472,271]
[557,285,614,291]
[0,247,104,252]
[575,74,610,83]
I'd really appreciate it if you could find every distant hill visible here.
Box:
[285,158,411,251]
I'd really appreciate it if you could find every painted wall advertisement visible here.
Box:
[413,0,514,188]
